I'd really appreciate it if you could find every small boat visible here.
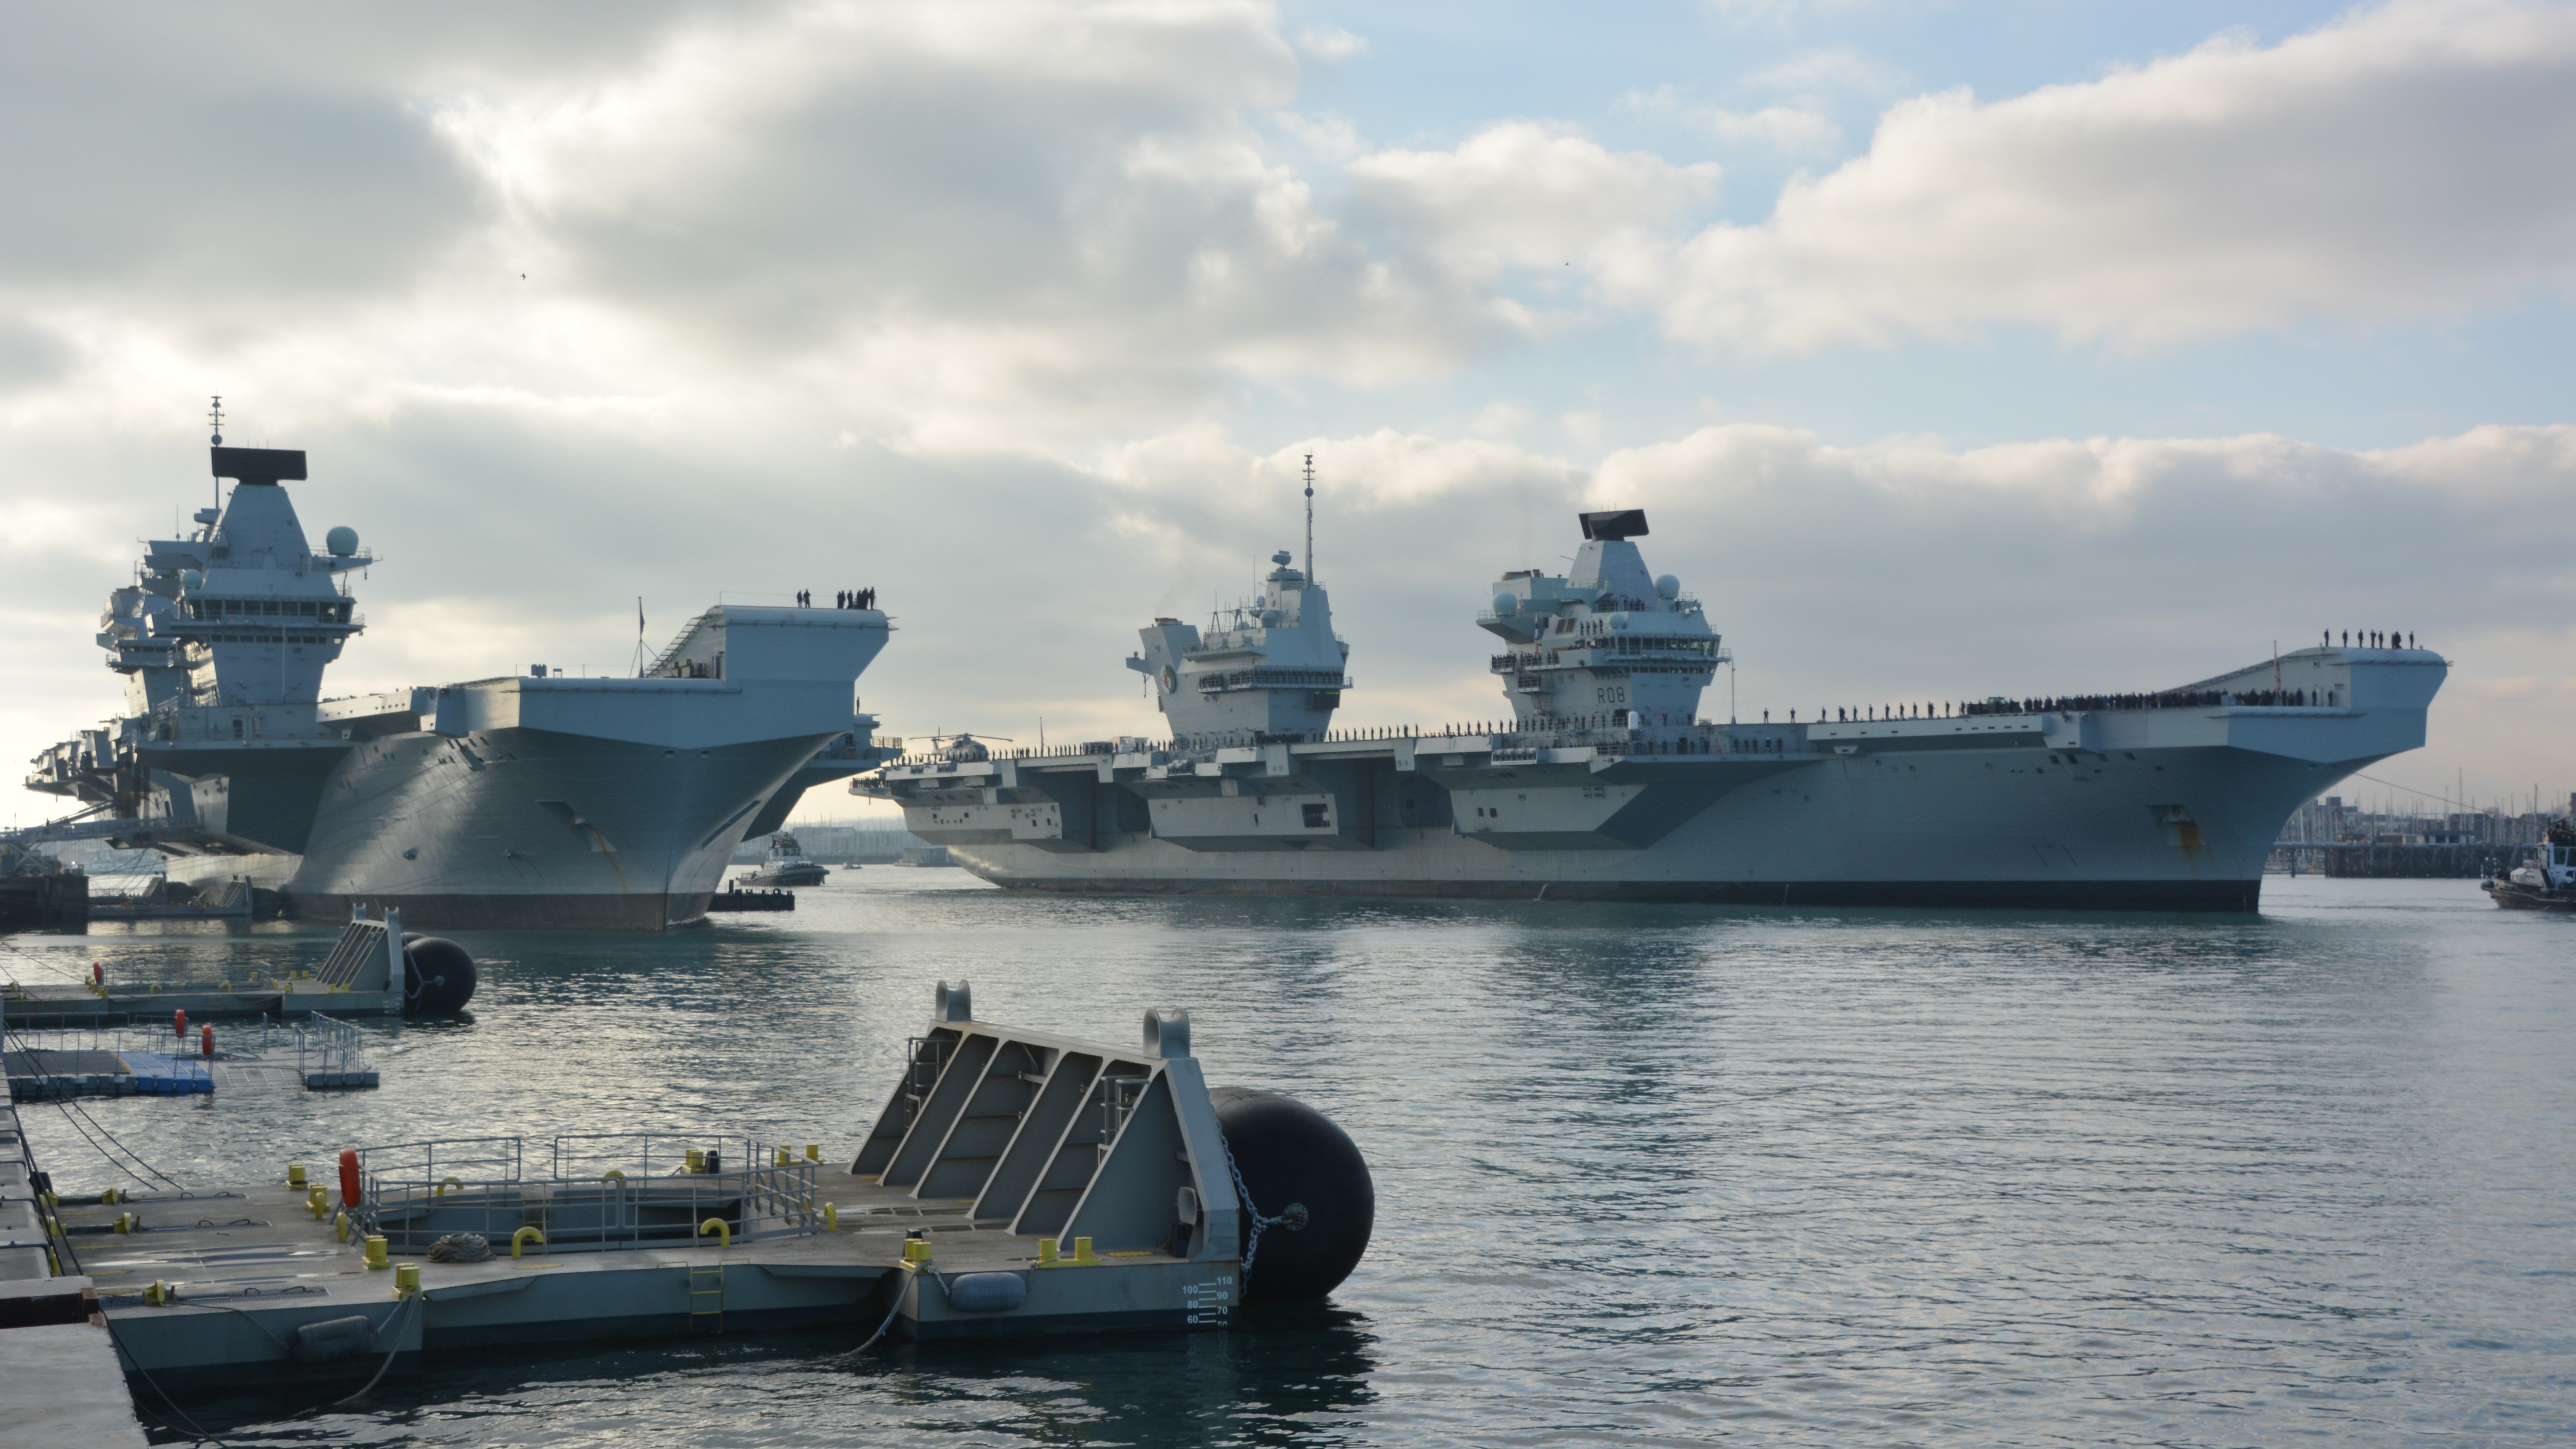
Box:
[2482,820,2576,910]
[739,832,830,888]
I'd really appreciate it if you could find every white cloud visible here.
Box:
[1,1,1538,455]
[1613,0,2576,349]
[1,0,2571,812]
[1348,122,1720,282]
[1592,420,2576,646]
[1470,401,1530,439]
[1095,423,1582,513]
[1294,26,1367,62]
[1749,47,1910,97]
[1622,88,1842,153]
[1694,0,1897,25]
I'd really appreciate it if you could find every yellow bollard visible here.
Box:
[1036,1236,1059,1266]
[774,1146,788,1167]
[364,1235,389,1270]
[698,1218,730,1250]
[432,1176,461,1198]
[902,1236,934,1265]
[144,1280,170,1306]
[101,1187,119,1205]
[308,1187,328,1219]
[805,1144,820,1162]
[1071,1236,1100,1266]
[684,1148,705,1174]
[288,1163,307,1188]
[394,1263,420,1297]
[512,1227,545,1259]
[823,1203,839,1232]
[114,1213,135,1234]
[336,1211,350,1243]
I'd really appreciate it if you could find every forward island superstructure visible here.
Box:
[860,510,2446,909]
[19,442,894,929]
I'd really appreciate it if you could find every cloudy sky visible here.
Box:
[4,0,2572,826]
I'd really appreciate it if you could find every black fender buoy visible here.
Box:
[400,933,477,1015]
[1209,1086,1373,1302]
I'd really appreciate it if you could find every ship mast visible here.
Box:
[1303,453,1315,583]
[209,394,224,516]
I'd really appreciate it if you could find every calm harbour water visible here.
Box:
[8,872,2572,1447]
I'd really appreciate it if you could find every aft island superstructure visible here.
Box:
[20,442,893,929]
[861,510,2446,910]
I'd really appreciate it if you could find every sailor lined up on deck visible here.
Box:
[835,589,876,609]
[2334,630,2415,648]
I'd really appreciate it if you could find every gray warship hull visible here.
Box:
[283,713,837,930]
[135,659,884,931]
[18,440,895,931]
[866,503,2446,911]
[869,653,2444,912]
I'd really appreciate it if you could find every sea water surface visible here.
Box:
[6,872,2571,1446]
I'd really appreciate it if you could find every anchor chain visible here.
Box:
[1218,1130,1304,1282]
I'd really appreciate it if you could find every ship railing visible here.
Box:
[1956,688,2325,717]
[352,1133,823,1255]
[292,1013,370,1080]
[885,719,1836,766]
[1193,668,1352,694]
[356,1136,525,1190]
[0,1022,189,1060]
[639,611,718,680]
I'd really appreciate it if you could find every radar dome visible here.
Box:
[1492,592,1519,617]
[1654,574,1680,600]
[325,525,360,557]
[179,569,203,592]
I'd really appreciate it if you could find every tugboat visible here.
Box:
[2482,819,2576,910]
[739,832,830,888]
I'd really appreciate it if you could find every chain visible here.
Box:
[1218,1130,1290,1283]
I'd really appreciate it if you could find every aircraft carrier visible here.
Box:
[860,509,2446,909]
[15,438,894,929]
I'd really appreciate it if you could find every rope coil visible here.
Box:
[426,1232,493,1263]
